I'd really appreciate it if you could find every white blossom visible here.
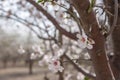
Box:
[30,52,38,60]
[38,55,51,66]
[76,34,95,49]
[56,10,64,23]
[52,44,59,49]
[48,56,64,73]
[56,49,64,57]
[32,44,43,55]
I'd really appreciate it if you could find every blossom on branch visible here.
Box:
[48,56,64,73]
[76,34,95,49]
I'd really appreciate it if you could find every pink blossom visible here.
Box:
[48,56,64,73]
[76,34,95,49]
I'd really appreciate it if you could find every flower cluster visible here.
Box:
[48,56,64,73]
[18,44,43,60]
[47,45,65,73]
[31,45,43,60]
[76,34,95,49]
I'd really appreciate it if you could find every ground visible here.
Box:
[0,67,58,80]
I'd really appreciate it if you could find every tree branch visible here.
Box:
[64,54,96,79]
[107,0,118,37]
[26,0,77,40]
[0,13,55,41]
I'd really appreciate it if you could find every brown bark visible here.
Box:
[112,12,120,80]
[104,0,120,79]
[112,0,120,76]
[111,16,120,79]
[28,59,33,75]
[71,0,114,80]
[27,52,34,75]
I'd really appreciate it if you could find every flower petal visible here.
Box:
[87,44,93,49]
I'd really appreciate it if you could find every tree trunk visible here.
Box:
[3,60,7,68]
[27,52,33,75]
[112,9,120,80]
[28,59,33,75]
[58,57,64,80]
[104,0,120,79]
[71,0,115,80]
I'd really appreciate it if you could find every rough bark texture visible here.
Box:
[112,25,120,80]
[104,0,120,79]
[112,3,120,80]
[71,0,114,80]
[112,0,120,72]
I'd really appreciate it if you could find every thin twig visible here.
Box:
[107,0,118,37]
[64,54,96,79]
